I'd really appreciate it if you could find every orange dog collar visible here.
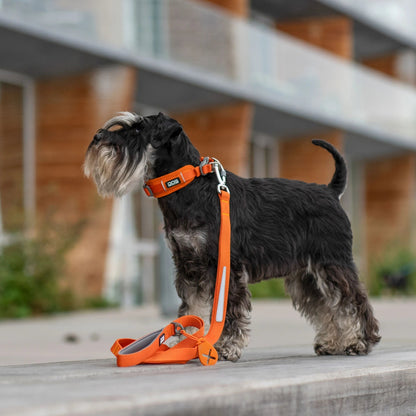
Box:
[143,157,214,198]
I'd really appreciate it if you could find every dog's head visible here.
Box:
[84,112,199,197]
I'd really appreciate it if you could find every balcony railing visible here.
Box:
[1,0,416,145]
[321,0,416,47]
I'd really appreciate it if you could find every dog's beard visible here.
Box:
[84,144,148,198]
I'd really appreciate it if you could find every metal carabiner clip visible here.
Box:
[212,160,230,194]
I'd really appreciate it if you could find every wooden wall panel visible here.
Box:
[279,132,344,185]
[198,0,249,17]
[175,102,253,175]
[35,66,137,298]
[277,16,353,59]
[362,54,397,78]
[362,51,416,262]
[365,154,416,259]
[0,83,24,231]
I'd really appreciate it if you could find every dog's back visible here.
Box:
[227,170,353,282]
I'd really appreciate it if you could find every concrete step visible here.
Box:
[1,298,416,366]
[1,346,415,416]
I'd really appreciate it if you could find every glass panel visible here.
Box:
[250,134,277,178]
[0,82,24,232]
[130,190,159,304]
[132,189,158,240]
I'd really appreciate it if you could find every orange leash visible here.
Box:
[111,158,231,367]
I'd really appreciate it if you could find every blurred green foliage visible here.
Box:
[0,221,115,319]
[0,232,75,318]
[249,278,288,298]
[368,247,416,296]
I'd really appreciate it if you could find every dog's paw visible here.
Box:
[216,344,243,362]
[314,343,334,356]
[314,340,370,356]
[344,341,369,356]
[314,342,343,356]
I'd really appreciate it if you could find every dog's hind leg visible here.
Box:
[285,263,380,356]
[214,267,252,362]
[316,264,381,355]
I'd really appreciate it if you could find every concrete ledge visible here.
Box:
[1,346,415,416]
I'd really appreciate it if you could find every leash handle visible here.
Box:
[111,315,208,366]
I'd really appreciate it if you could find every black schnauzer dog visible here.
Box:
[84,112,380,361]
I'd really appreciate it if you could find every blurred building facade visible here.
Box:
[1,0,416,307]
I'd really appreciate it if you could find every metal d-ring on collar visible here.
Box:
[211,158,230,194]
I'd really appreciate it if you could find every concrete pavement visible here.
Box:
[0,299,416,415]
[0,298,415,366]
[1,345,415,416]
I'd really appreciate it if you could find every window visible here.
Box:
[249,133,278,178]
[0,72,35,248]
[125,0,167,58]
[0,82,24,233]
[103,105,179,310]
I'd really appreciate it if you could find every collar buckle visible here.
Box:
[143,184,154,197]
[199,157,211,176]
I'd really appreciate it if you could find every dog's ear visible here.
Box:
[151,112,183,148]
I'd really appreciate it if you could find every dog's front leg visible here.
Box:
[176,266,251,362]
[175,269,215,336]
[214,268,252,362]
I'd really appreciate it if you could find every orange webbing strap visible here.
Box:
[111,190,231,367]
[205,190,231,345]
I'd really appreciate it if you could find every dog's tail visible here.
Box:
[312,139,347,198]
